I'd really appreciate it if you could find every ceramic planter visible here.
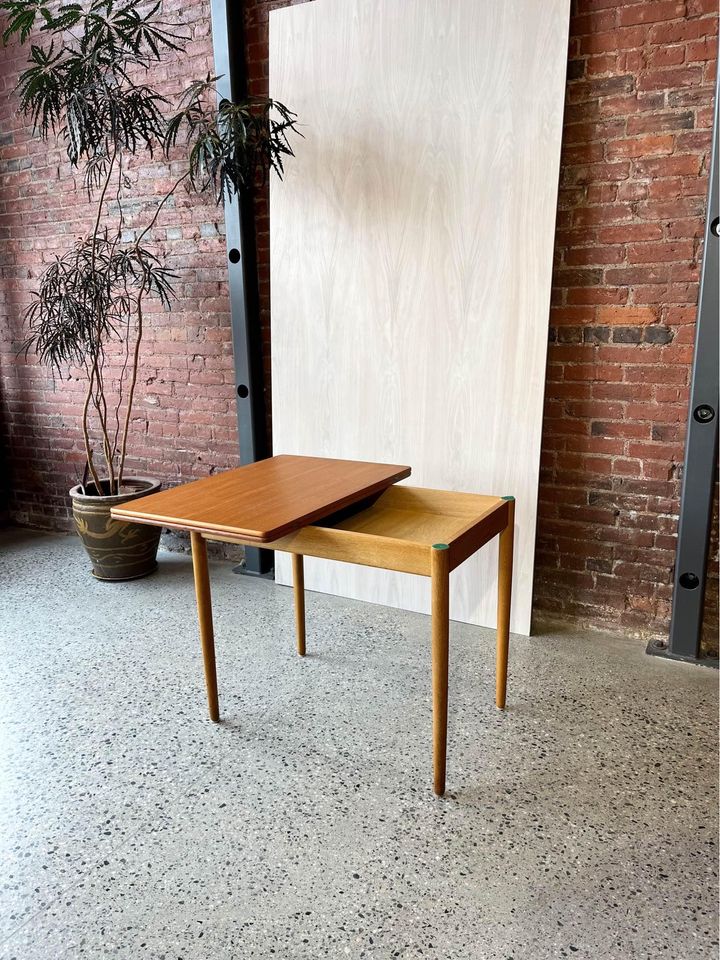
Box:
[69,477,162,581]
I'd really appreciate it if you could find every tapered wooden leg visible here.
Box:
[496,497,515,710]
[431,544,450,796]
[190,531,219,722]
[292,553,306,656]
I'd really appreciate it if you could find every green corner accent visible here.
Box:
[501,495,515,501]
[432,543,449,550]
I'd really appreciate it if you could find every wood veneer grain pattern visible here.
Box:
[270,0,570,633]
[111,455,410,543]
[197,486,507,578]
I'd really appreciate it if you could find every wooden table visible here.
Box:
[112,455,514,795]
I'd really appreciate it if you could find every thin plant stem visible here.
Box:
[93,344,115,493]
[115,171,190,488]
[117,291,144,490]
[87,146,119,493]
[81,363,103,494]
[112,306,133,462]
[112,154,130,458]
[135,170,190,248]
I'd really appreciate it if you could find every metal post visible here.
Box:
[647,71,719,666]
[209,0,272,575]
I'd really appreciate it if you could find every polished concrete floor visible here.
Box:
[0,529,717,959]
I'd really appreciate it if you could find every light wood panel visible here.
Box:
[270,0,570,634]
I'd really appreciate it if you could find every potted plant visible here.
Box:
[1,0,299,579]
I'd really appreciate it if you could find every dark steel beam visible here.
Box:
[648,71,719,666]
[209,0,272,575]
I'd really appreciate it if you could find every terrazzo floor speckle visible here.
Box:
[0,528,717,959]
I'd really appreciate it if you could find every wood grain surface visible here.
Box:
[205,486,509,579]
[110,455,410,543]
[270,0,570,634]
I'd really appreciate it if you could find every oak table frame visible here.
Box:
[112,459,515,796]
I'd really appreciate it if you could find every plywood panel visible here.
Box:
[269,0,570,635]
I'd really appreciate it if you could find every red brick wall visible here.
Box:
[0,1,241,529]
[0,0,717,649]
[539,0,718,650]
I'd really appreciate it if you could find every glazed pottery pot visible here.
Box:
[69,477,162,581]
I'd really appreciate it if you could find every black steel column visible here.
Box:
[648,71,719,666]
[210,0,272,575]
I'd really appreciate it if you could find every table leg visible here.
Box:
[431,544,450,796]
[190,531,220,722]
[292,553,306,656]
[496,497,515,710]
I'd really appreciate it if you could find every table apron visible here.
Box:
[447,501,509,570]
[210,526,432,576]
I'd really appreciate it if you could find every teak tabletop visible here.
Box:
[111,455,411,543]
